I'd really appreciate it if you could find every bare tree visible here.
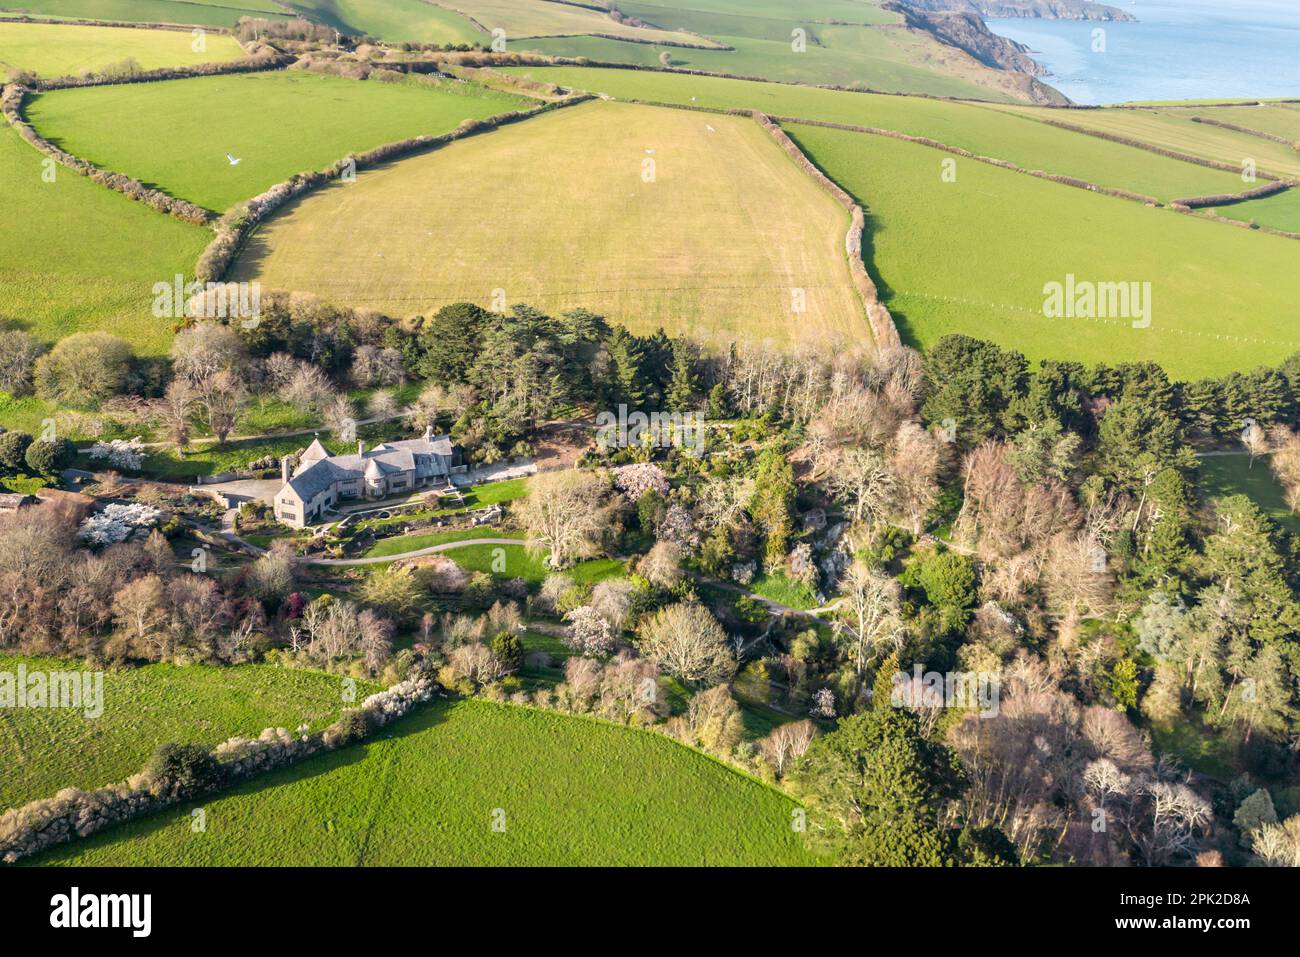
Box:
[515,470,614,568]
[637,601,735,685]
[827,447,893,527]
[833,560,905,676]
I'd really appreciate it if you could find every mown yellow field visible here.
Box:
[0,21,246,81]
[231,100,866,349]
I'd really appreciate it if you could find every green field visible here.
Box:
[231,99,867,348]
[0,0,285,27]
[991,103,1300,181]
[786,122,1300,380]
[620,0,900,32]
[32,697,820,865]
[431,541,624,585]
[1174,104,1300,143]
[504,66,1247,202]
[519,31,1017,102]
[0,122,209,355]
[1213,187,1300,233]
[0,655,370,812]
[440,0,719,45]
[1196,452,1299,532]
[27,71,529,213]
[0,20,246,79]
[284,0,484,45]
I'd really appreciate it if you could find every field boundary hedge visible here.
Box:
[0,674,436,864]
[26,49,292,91]
[771,114,1164,207]
[750,112,901,350]
[195,93,595,283]
[1191,114,1299,148]
[1170,179,1293,209]
[0,15,233,34]
[0,82,213,225]
[1023,113,1286,181]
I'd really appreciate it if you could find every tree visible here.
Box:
[197,367,247,445]
[170,321,247,385]
[155,379,196,451]
[0,326,42,396]
[112,573,170,659]
[749,448,796,568]
[637,601,735,685]
[24,437,75,475]
[34,331,133,406]
[0,430,32,472]
[827,447,893,528]
[665,337,700,412]
[515,469,613,568]
[357,566,422,621]
[834,561,905,677]
[917,551,977,633]
[416,302,487,382]
[890,421,943,534]
[793,700,964,866]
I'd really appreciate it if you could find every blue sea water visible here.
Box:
[986,0,1300,105]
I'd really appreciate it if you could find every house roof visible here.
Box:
[279,433,455,504]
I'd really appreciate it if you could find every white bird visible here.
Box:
[226,153,241,166]
[705,124,715,133]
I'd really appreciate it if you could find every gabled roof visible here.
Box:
[277,433,456,504]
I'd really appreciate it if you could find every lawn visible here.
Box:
[0,1,287,28]
[0,122,210,356]
[749,570,820,611]
[0,654,373,812]
[1212,187,1300,234]
[1196,452,1299,533]
[0,20,246,80]
[786,122,1300,380]
[362,527,525,558]
[231,99,867,349]
[26,70,530,212]
[284,0,484,45]
[433,541,624,585]
[31,697,820,865]
[350,477,533,532]
[499,66,1247,202]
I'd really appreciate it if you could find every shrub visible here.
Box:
[24,437,75,476]
[0,430,33,472]
[147,743,222,796]
[324,709,371,748]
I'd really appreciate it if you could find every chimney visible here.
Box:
[281,457,290,484]
[358,440,365,457]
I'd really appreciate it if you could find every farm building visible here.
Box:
[273,428,460,528]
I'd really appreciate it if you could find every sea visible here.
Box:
[986,0,1300,105]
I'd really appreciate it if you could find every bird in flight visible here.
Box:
[226,153,242,166]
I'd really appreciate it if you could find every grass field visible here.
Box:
[0,20,246,79]
[1196,452,1299,533]
[27,71,529,213]
[0,655,370,812]
[1174,104,1300,143]
[439,0,720,45]
[619,0,900,32]
[1212,187,1300,233]
[786,122,1300,380]
[0,0,285,27]
[31,697,819,865]
[500,66,1247,201]
[284,0,484,45]
[430,541,624,585]
[519,32,1016,101]
[231,99,867,348]
[991,103,1300,181]
[0,122,209,356]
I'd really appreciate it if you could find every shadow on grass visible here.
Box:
[25,698,453,865]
